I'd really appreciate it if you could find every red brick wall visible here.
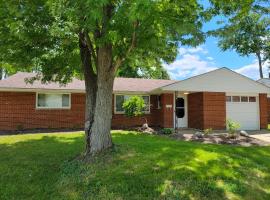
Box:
[188,93,204,129]
[188,92,226,130]
[0,92,85,130]
[267,98,270,123]
[160,93,174,128]
[203,92,226,129]
[0,92,172,131]
[111,94,162,128]
[259,93,268,129]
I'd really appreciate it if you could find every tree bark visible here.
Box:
[0,67,2,80]
[79,32,97,155]
[89,45,114,154]
[80,32,115,155]
[256,52,264,79]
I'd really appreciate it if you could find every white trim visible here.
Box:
[160,68,270,93]
[114,94,151,114]
[175,93,188,128]
[35,92,71,110]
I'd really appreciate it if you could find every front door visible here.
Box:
[175,95,187,128]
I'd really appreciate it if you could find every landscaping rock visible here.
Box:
[141,123,149,130]
[240,130,249,137]
[194,131,203,138]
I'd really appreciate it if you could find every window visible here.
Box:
[249,96,256,102]
[226,96,232,102]
[175,98,185,118]
[36,93,70,109]
[226,95,257,103]
[232,96,240,102]
[115,94,150,113]
[241,96,248,102]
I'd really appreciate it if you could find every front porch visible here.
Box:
[173,91,226,130]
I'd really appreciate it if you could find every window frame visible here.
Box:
[240,96,248,102]
[36,92,71,109]
[114,94,151,114]
[226,96,232,102]
[232,96,240,102]
[249,96,256,102]
[226,95,257,103]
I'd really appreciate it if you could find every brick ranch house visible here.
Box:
[0,67,270,131]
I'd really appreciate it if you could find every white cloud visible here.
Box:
[178,46,208,55]
[235,62,268,80]
[165,46,269,80]
[164,53,218,80]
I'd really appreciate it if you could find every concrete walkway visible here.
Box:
[249,133,270,143]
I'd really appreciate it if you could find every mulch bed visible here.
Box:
[169,133,270,146]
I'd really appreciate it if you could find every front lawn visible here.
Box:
[0,131,270,200]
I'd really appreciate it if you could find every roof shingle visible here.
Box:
[0,72,176,92]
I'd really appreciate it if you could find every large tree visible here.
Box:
[0,0,255,156]
[212,1,270,78]
[117,57,170,79]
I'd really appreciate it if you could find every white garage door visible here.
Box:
[226,95,260,130]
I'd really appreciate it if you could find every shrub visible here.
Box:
[226,119,240,138]
[122,96,145,118]
[203,128,213,135]
[162,128,174,135]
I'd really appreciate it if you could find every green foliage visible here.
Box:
[226,119,240,137]
[122,96,145,117]
[211,1,270,78]
[117,63,170,80]
[203,128,213,135]
[0,0,214,83]
[161,128,174,135]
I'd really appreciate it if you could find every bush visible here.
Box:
[122,96,145,118]
[203,128,213,135]
[226,119,240,138]
[162,128,174,135]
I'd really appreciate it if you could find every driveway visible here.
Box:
[248,130,270,143]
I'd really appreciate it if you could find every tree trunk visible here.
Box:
[0,67,2,80]
[89,45,114,154]
[256,52,264,79]
[79,32,97,155]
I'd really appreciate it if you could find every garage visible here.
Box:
[226,95,260,130]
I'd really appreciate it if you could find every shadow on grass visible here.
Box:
[0,134,83,200]
[0,131,270,200]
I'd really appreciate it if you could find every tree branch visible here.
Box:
[113,20,139,72]
[79,31,97,78]
[84,32,98,68]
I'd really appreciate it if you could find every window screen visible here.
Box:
[175,98,185,118]
[37,93,70,108]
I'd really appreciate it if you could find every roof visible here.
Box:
[257,78,270,87]
[160,67,270,94]
[0,72,176,93]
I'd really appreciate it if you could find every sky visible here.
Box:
[163,4,269,81]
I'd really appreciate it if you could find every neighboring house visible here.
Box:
[0,67,270,131]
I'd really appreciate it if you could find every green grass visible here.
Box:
[0,131,270,200]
